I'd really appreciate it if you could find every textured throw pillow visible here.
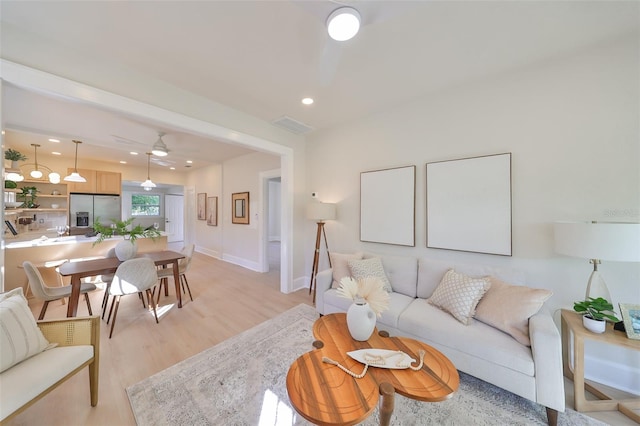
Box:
[0,288,50,373]
[348,257,393,292]
[475,278,552,346]
[428,269,491,325]
[329,252,363,288]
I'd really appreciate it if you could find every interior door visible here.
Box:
[164,194,184,243]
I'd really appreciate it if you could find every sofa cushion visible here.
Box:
[475,278,552,346]
[417,258,526,299]
[399,299,535,376]
[365,253,417,298]
[428,269,491,325]
[348,257,392,292]
[329,252,363,288]
[0,345,93,421]
[0,288,50,373]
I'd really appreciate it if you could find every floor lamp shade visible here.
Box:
[307,202,336,222]
[554,221,640,301]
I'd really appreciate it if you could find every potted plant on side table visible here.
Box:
[573,297,620,334]
[93,217,161,261]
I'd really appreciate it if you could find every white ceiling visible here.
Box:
[1,1,637,170]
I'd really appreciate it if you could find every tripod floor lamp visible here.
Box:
[307,202,336,304]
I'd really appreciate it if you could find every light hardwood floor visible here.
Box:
[7,250,636,425]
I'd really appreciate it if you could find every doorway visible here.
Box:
[165,194,184,243]
[260,169,281,274]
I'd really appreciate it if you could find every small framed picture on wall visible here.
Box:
[207,196,218,226]
[197,193,207,220]
[232,192,250,224]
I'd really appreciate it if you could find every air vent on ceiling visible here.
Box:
[271,115,314,134]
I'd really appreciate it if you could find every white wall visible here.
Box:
[306,36,640,393]
[221,152,280,270]
[187,163,223,257]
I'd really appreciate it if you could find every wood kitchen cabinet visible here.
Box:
[67,169,121,195]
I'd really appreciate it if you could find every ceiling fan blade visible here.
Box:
[317,39,343,86]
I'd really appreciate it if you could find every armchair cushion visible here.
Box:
[0,288,50,373]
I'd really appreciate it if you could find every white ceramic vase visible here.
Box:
[346,298,376,341]
[115,240,138,261]
[582,315,606,334]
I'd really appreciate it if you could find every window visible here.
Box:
[131,194,161,216]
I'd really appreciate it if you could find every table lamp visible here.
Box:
[307,202,337,304]
[554,221,640,302]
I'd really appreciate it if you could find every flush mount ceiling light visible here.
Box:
[141,152,156,191]
[64,140,87,183]
[327,7,361,41]
[151,132,169,157]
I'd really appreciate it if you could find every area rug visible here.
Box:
[127,304,604,425]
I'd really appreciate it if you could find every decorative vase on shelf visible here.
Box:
[115,240,138,261]
[346,297,376,341]
[582,315,606,334]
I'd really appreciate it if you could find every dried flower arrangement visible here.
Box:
[336,276,390,317]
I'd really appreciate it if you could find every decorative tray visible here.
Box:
[347,349,416,370]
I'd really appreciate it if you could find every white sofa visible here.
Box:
[315,253,565,425]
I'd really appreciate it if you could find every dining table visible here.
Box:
[57,250,185,317]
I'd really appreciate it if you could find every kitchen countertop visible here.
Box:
[3,233,166,249]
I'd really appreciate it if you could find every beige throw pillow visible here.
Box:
[348,257,393,292]
[428,269,491,325]
[475,278,552,346]
[329,252,363,288]
[0,288,50,373]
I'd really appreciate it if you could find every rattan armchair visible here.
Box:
[0,316,100,424]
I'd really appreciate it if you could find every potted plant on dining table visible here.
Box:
[93,217,161,261]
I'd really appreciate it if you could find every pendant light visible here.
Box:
[151,132,169,157]
[30,144,43,179]
[64,140,87,182]
[141,152,156,191]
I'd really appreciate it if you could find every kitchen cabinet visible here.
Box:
[67,169,121,195]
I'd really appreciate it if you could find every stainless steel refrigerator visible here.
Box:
[69,194,121,229]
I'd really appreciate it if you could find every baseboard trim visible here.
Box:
[584,353,640,396]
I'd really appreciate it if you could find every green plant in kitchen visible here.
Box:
[92,217,161,246]
[573,297,620,322]
[4,149,27,162]
[18,186,39,208]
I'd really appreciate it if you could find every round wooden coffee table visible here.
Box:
[286,313,459,426]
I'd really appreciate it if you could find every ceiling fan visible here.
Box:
[295,1,412,86]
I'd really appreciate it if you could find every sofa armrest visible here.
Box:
[529,309,565,412]
[314,269,333,315]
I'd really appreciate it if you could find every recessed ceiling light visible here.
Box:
[327,7,361,41]
[130,151,138,155]
[186,160,193,164]
[48,138,60,143]
[51,151,61,156]
[119,160,127,164]
[302,97,314,105]
[170,167,175,170]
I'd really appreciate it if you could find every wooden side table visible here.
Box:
[561,309,640,423]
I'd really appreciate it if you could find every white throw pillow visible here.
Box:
[0,288,50,373]
[348,257,393,292]
[428,269,491,325]
[329,252,363,289]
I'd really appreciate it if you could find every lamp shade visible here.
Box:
[554,221,640,262]
[307,202,336,221]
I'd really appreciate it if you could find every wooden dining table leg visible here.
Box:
[379,382,395,426]
[66,275,81,317]
[172,260,182,308]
